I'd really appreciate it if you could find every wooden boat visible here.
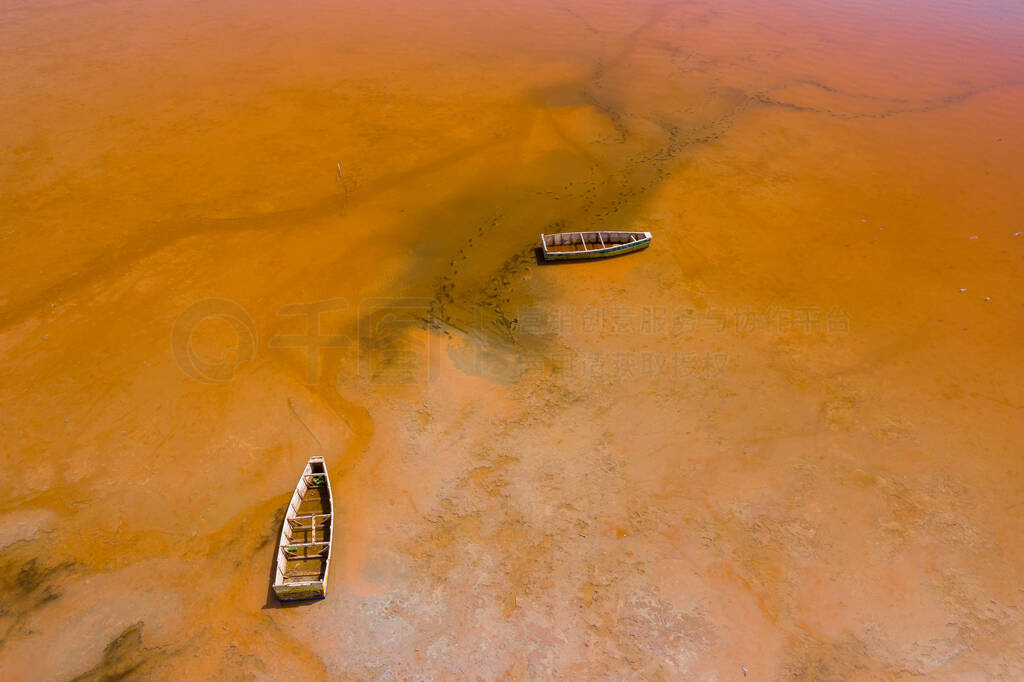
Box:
[540,231,652,261]
[272,456,333,601]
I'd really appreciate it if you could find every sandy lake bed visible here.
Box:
[2,0,1024,678]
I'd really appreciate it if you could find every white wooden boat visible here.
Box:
[540,231,652,261]
[272,456,333,601]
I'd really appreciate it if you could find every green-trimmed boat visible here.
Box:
[541,231,652,261]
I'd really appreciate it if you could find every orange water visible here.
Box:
[2,0,1023,678]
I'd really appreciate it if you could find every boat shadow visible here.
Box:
[261,507,321,610]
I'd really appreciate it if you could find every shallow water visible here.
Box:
[2,0,1023,677]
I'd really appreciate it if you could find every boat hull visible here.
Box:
[540,231,652,261]
[543,238,651,260]
[272,456,333,602]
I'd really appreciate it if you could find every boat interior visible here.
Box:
[543,231,649,253]
[278,460,331,584]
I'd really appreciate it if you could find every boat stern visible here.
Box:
[273,580,326,602]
